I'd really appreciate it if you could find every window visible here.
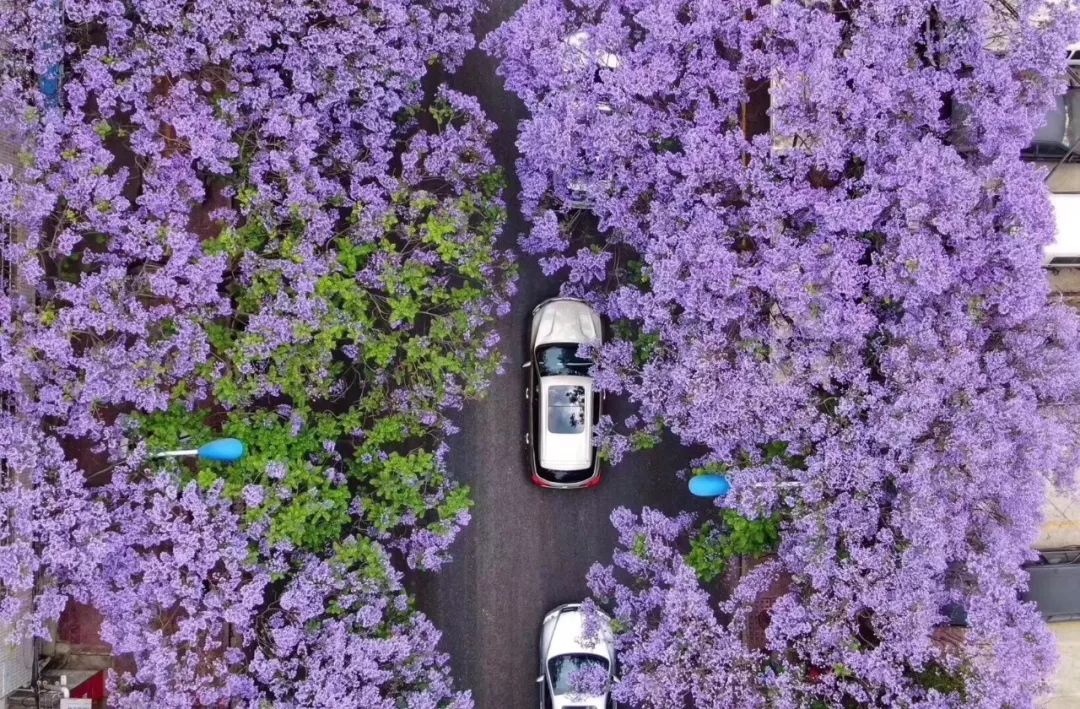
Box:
[547,385,586,434]
[547,654,609,696]
[537,344,592,377]
[1020,87,1080,166]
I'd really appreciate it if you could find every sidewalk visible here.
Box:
[1035,484,1080,708]
[2,88,109,709]
[1038,486,1080,550]
[1,102,35,709]
[1041,622,1080,709]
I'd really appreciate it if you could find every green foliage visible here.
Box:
[134,405,352,552]
[622,258,651,288]
[478,171,504,201]
[611,320,662,367]
[733,440,806,469]
[429,97,456,129]
[633,534,649,560]
[136,396,469,557]
[686,511,781,584]
[56,253,83,284]
[237,186,260,211]
[200,175,513,420]
[353,450,437,533]
[39,305,58,326]
[653,136,683,154]
[694,461,729,477]
[268,482,352,551]
[335,237,377,275]
[686,522,728,583]
[629,429,660,452]
[833,663,853,679]
[334,537,393,586]
[762,440,789,463]
[130,402,216,453]
[911,663,966,697]
[204,220,271,259]
[635,332,662,365]
[134,163,510,564]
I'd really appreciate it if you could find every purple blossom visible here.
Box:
[488,0,1080,705]
[567,660,610,699]
[1,0,504,705]
[266,461,288,481]
[242,484,264,508]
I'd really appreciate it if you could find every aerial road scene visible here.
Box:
[2,0,1080,707]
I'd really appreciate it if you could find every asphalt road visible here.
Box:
[412,4,705,707]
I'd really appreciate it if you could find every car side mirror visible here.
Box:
[536,675,544,683]
[522,361,532,368]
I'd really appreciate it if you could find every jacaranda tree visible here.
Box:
[0,0,511,705]
[487,0,1080,705]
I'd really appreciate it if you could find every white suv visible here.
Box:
[537,603,617,709]
[524,298,603,488]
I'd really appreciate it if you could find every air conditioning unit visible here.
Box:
[1046,192,1080,266]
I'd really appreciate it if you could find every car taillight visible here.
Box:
[532,473,553,488]
[584,474,602,488]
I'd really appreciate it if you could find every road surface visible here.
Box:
[413,3,706,707]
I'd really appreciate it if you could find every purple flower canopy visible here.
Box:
[0,0,506,705]
[487,0,1080,705]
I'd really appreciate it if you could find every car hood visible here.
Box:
[533,299,602,349]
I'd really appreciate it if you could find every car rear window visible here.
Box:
[547,385,586,434]
[537,466,594,484]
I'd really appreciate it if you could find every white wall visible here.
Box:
[1039,622,1080,709]
[0,631,33,706]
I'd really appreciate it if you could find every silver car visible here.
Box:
[538,603,617,709]
[524,298,604,488]
[559,30,620,210]
[562,30,621,207]
[563,29,621,74]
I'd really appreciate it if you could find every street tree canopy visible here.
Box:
[486,0,1080,705]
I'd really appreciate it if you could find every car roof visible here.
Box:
[539,376,593,471]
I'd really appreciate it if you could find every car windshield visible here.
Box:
[537,344,592,377]
[547,385,587,434]
[548,653,609,696]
